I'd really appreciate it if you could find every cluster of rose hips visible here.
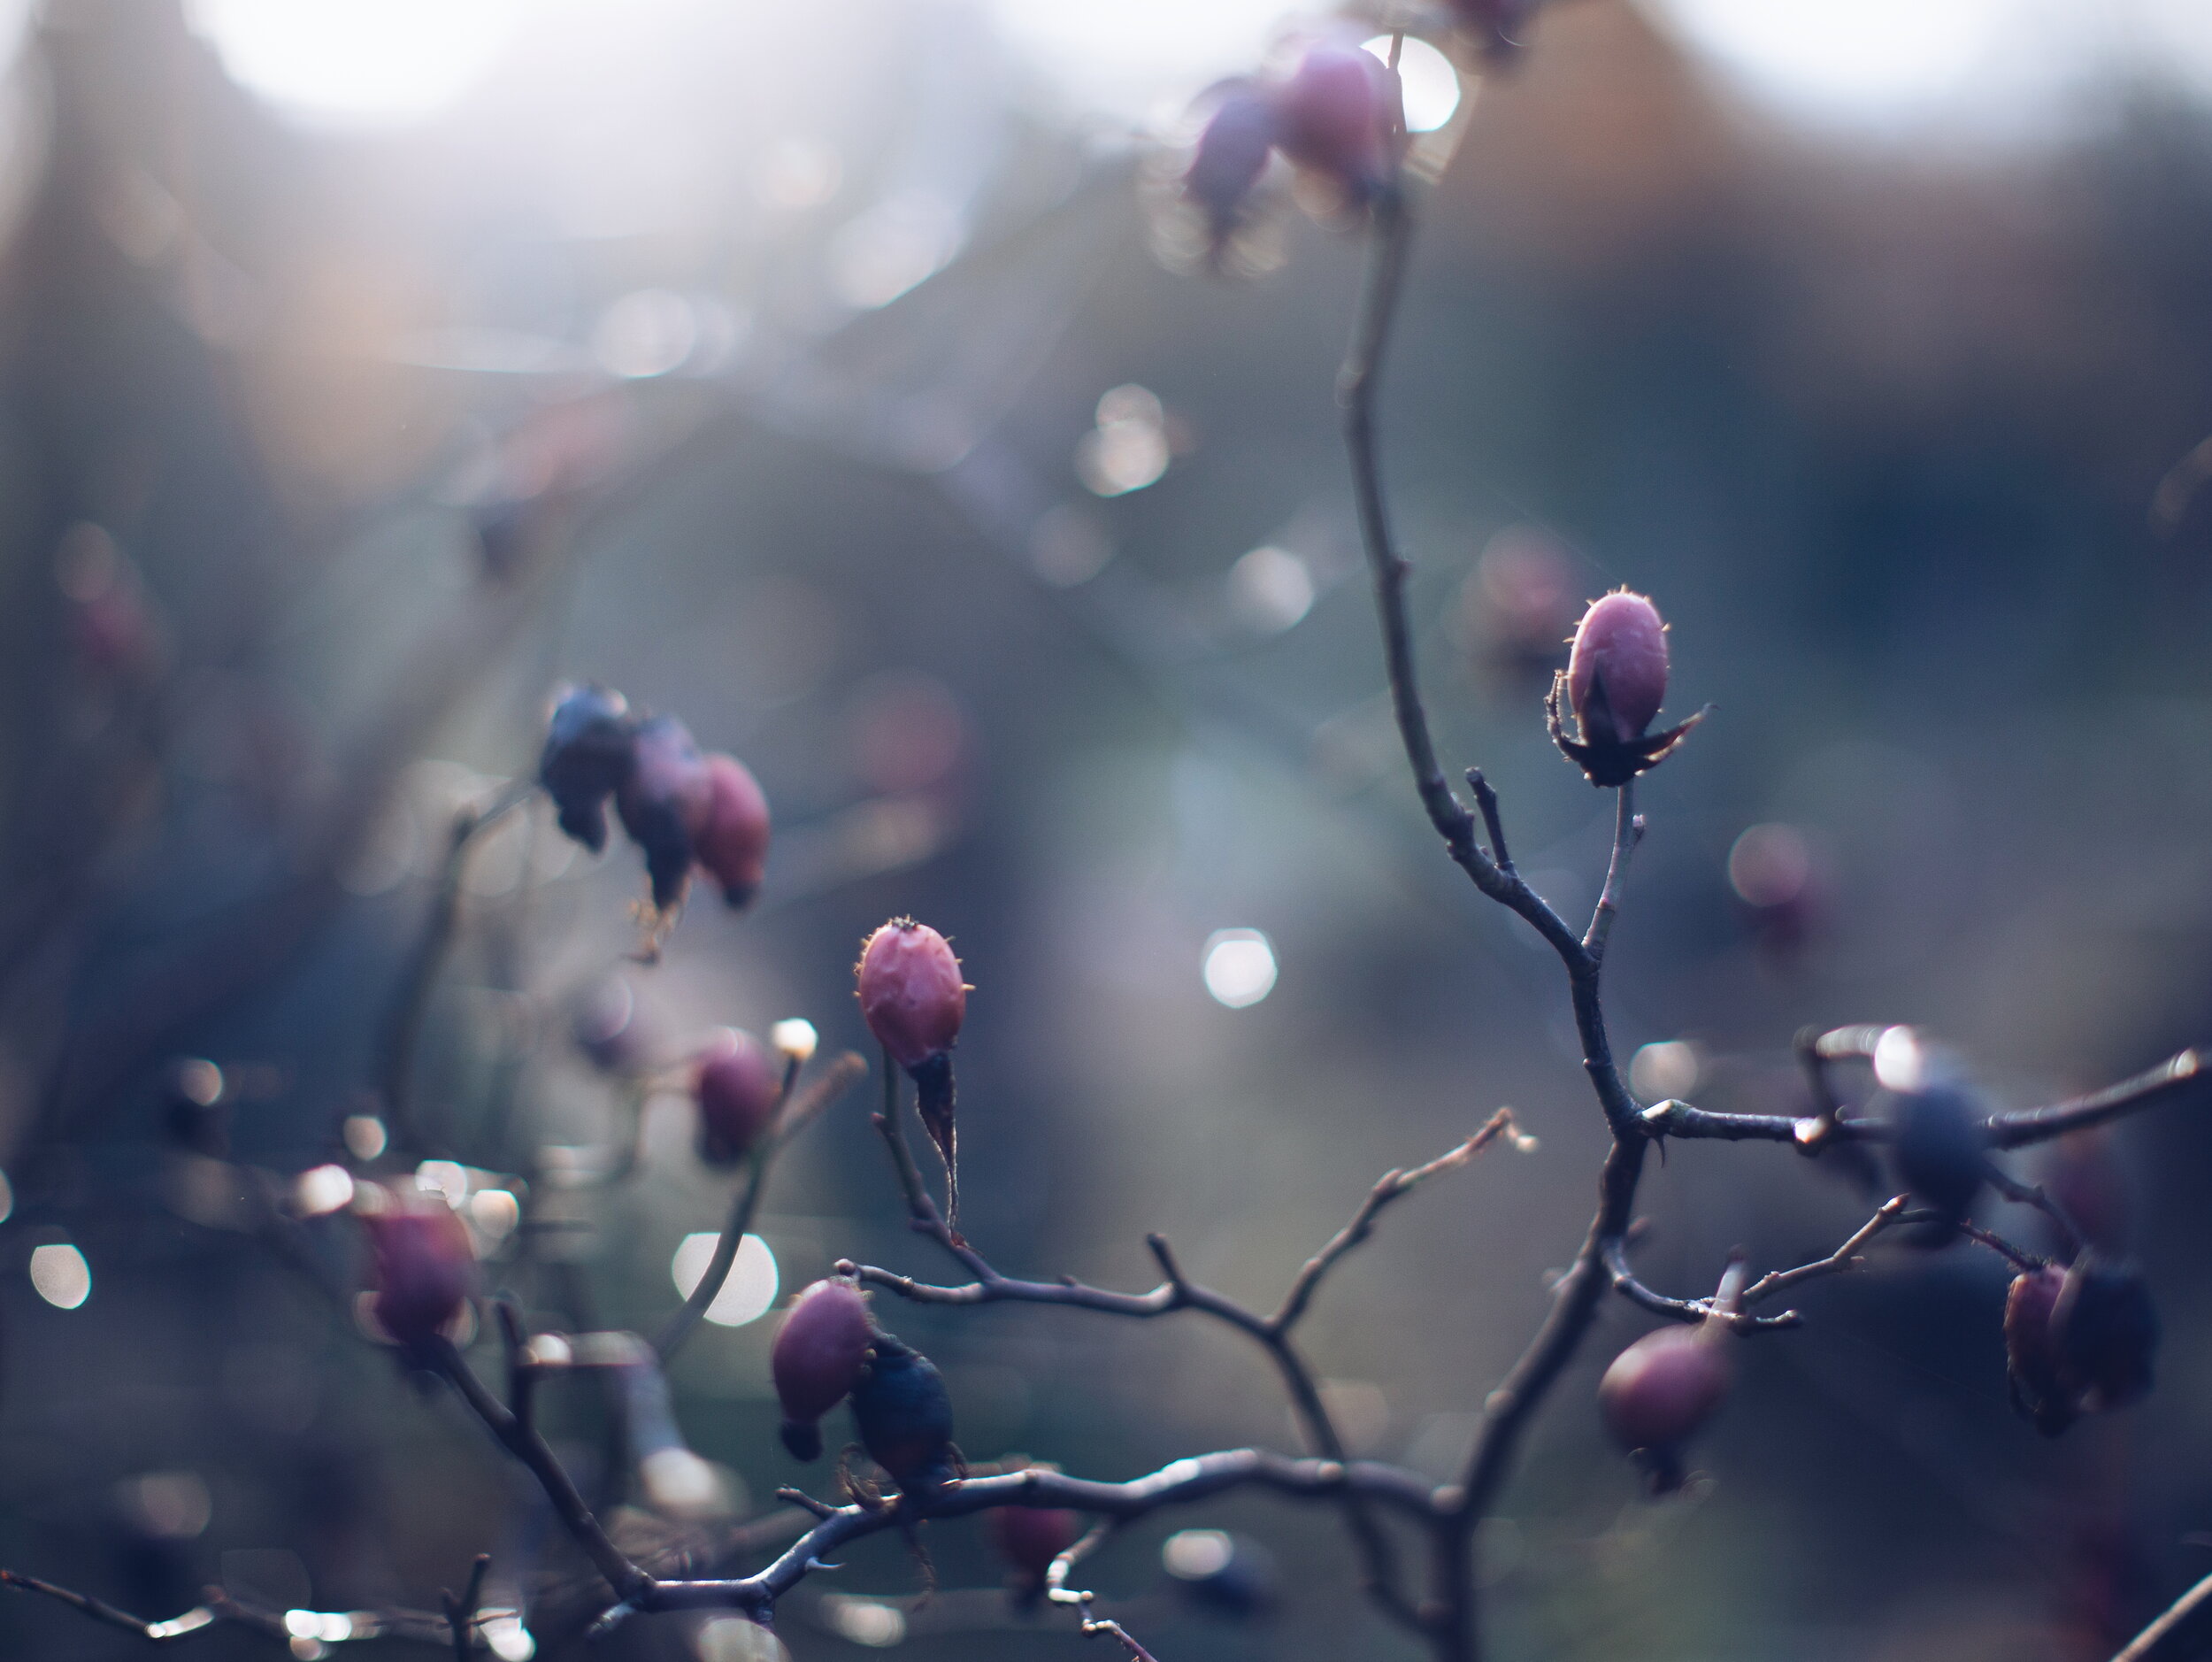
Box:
[1180,4,1542,260]
[539,684,770,915]
[1544,591,2160,1489]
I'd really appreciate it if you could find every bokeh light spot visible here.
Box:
[1226,545,1316,634]
[1728,823,1813,907]
[30,1243,89,1310]
[1362,35,1462,132]
[670,1233,778,1327]
[1202,929,1278,1009]
[1630,1040,1701,1101]
[184,0,525,128]
[1164,1527,1235,1580]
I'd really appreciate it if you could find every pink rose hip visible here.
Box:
[1548,589,1704,787]
[772,1279,874,1461]
[367,1199,479,1350]
[691,752,771,909]
[694,1027,782,1166]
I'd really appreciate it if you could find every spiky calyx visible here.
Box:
[1549,591,1704,787]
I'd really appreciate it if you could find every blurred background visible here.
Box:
[4,0,2212,1658]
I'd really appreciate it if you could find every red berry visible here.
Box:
[772,1280,873,1460]
[689,753,771,910]
[1567,591,1669,746]
[992,1502,1083,1586]
[366,1199,478,1350]
[856,919,965,1071]
[1598,1324,1732,1489]
[1271,45,1396,200]
[694,1028,782,1166]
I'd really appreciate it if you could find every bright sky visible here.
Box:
[170,0,2212,141]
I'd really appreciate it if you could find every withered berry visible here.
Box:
[772,1280,873,1462]
[1549,590,1703,787]
[540,685,636,853]
[694,1028,782,1167]
[2005,1257,2158,1437]
[1888,1081,1990,1244]
[850,1327,959,1497]
[616,714,711,911]
[1187,88,1278,250]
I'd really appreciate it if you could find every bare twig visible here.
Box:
[1582,784,1645,960]
[426,1338,655,1606]
[1601,1236,1801,1331]
[441,1555,491,1661]
[1738,1196,1912,1306]
[1983,1049,2209,1148]
[856,1099,1448,1630]
[0,1571,217,1640]
[2113,1569,2212,1662]
[1271,1108,1529,1333]
[1046,1522,1161,1660]
[1982,1165,2084,1261]
[380,778,536,1156]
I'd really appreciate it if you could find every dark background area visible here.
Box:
[2,2,2212,1658]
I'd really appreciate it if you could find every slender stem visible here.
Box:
[1983,1048,2208,1148]
[0,1571,216,1641]
[442,1556,491,1661]
[657,1050,864,1364]
[1271,1110,1525,1333]
[2113,1570,2212,1662]
[1582,784,1643,959]
[656,1155,770,1364]
[426,1339,654,1605]
[378,778,535,1155]
[861,1092,1455,1630]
